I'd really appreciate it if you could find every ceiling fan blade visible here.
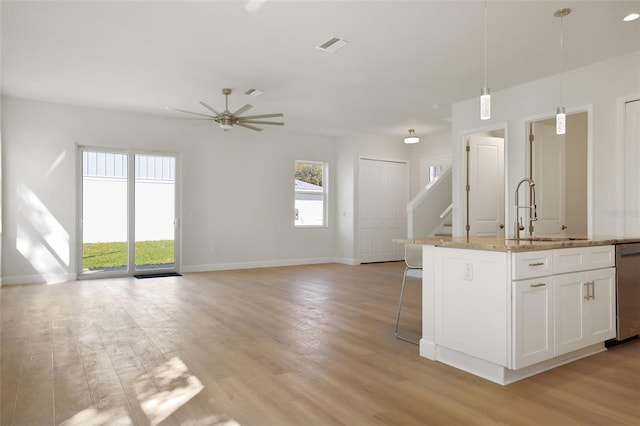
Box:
[199,101,221,116]
[167,107,215,118]
[232,104,253,116]
[238,113,284,120]
[167,117,214,120]
[239,120,284,126]
[236,123,263,132]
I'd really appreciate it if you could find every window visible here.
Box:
[294,161,326,227]
[420,156,451,187]
[427,165,436,184]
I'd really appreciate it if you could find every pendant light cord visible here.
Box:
[559,13,564,106]
[483,0,488,88]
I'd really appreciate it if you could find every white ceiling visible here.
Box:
[2,0,639,137]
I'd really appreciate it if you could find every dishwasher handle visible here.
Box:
[618,248,640,256]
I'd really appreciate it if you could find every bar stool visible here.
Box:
[394,244,422,345]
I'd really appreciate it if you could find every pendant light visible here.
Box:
[480,0,490,120]
[404,129,420,144]
[554,8,571,135]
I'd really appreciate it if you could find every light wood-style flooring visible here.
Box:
[1,262,639,425]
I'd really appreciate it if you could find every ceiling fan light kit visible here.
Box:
[169,88,284,132]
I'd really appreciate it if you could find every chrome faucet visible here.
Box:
[514,178,538,239]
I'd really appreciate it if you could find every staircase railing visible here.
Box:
[440,203,453,219]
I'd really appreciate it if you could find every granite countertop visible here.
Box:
[393,236,640,252]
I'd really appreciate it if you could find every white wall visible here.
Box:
[1,96,337,284]
[335,135,356,264]
[452,51,640,237]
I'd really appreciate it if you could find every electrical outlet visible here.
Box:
[464,263,473,281]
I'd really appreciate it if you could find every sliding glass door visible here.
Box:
[134,154,176,272]
[80,148,179,277]
[81,151,129,273]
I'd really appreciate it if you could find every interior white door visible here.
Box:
[468,135,505,237]
[358,159,408,263]
[625,100,640,236]
[532,122,566,236]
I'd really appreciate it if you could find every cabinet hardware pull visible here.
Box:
[529,262,545,267]
[530,283,546,288]
[583,281,596,300]
[584,282,590,300]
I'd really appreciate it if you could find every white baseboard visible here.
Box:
[432,342,607,386]
[1,272,77,286]
[1,258,362,285]
[334,257,360,265]
[419,339,437,360]
[182,257,352,273]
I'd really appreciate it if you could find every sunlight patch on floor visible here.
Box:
[135,356,204,426]
[61,406,132,426]
[59,356,242,425]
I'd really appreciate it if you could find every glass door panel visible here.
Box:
[134,154,176,271]
[82,151,129,273]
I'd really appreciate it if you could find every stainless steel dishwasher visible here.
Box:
[614,243,640,340]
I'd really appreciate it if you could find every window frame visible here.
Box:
[294,160,328,228]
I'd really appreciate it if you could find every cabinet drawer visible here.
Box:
[512,251,553,280]
[553,245,614,274]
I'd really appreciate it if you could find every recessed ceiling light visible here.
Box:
[623,12,639,22]
[316,37,349,53]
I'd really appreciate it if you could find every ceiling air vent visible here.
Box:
[244,88,263,97]
[316,37,349,53]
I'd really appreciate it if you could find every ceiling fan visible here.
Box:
[168,88,284,132]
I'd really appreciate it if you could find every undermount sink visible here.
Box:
[507,237,588,242]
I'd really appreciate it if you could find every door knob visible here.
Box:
[562,225,567,230]
[499,224,505,229]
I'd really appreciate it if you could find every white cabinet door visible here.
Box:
[587,268,616,343]
[554,271,587,356]
[513,277,554,369]
[554,268,616,356]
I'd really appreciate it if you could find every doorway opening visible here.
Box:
[526,111,588,237]
[79,148,179,277]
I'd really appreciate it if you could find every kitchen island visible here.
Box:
[396,236,640,385]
